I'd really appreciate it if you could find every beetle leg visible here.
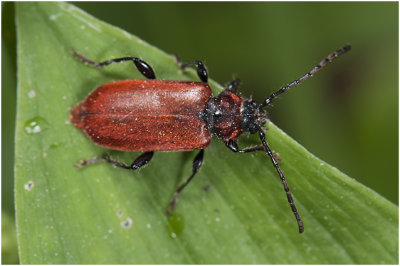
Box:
[75,151,154,170]
[173,54,208,83]
[72,50,156,79]
[167,149,204,215]
[225,139,265,153]
[225,139,281,162]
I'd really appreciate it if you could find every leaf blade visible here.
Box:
[15,2,398,264]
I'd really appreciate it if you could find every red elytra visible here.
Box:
[71,45,351,234]
[71,80,212,151]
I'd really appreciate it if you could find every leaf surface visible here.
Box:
[15,2,398,264]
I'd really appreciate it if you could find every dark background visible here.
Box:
[2,3,398,259]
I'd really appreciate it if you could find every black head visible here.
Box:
[242,100,267,134]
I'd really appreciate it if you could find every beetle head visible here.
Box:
[242,100,267,134]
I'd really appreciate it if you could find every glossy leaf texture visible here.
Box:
[15,2,398,264]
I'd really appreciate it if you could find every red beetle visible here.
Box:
[71,45,351,233]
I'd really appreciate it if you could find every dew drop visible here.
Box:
[28,90,36,98]
[24,117,48,135]
[49,13,61,21]
[24,181,34,191]
[120,217,133,229]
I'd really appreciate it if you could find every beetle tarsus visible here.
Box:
[76,152,154,170]
[174,55,209,83]
[72,49,156,79]
[166,192,179,216]
[167,150,204,214]
[72,49,101,68]
[75,157,107,168]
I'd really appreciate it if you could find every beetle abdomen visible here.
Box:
[71,80,212,151]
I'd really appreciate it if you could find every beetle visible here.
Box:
[71,45,351,233]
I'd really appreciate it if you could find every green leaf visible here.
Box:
[2,211,19,264]
[15,2,398,264]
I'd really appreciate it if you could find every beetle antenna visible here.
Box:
[260,45,351,109]
[256,125,304,233]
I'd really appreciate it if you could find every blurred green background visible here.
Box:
[2,2,398,263]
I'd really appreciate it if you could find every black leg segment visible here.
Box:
[167,149,205,214]
[226,139,281,162]
[225,139,265,153]
[75,151,154,170]
[72,50,156,79]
